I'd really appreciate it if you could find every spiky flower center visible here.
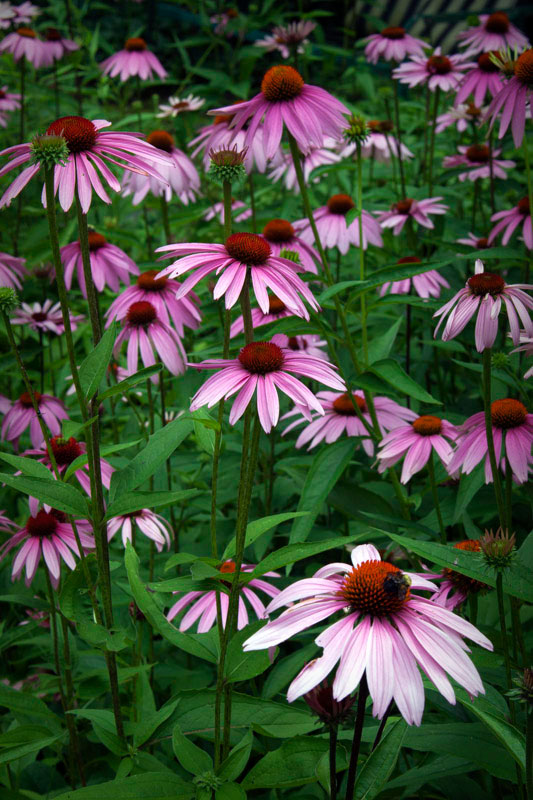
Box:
[268,295,287,314]
[397,255,421,264]
[476,237,489,248]
[263,219,295,243]
[477,52,500,73]
[413,415,442,435]
[51,436,82,465]
[427,55,452,75]
[219,560,236,573]
[261,65,304,102]
[395,198,413,214]
[466,101,482,117]
[26,511,57,537]
[20,391,40,407]
[327,194,355,215]
[466,144,490,163]
[332,392,365,416]
[515,49,533,86]
[443,539,488,594]
[340,560,411,616]
[213,113,232,126]
[518,196,530,215]
[17,27,35,37]
[147,130,174,153]
[467,271,505,296]
[46,28,61,41]
[127,301,157,326]
[46,116,97,153]
[225,233,271,265]
[491,398,527,429]
[485,12,509,33]
[125,37,146,51]
[238,341,284,374]
[369,119,393,133]
[137,270,168,291]
[32,312,48,322]
[380,26,405,40]
[88,232,106,251]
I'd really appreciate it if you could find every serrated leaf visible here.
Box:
[0,473,88,517]
[79,323,117,399]
[0,451,55,480]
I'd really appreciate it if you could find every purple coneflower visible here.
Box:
[377,415,457,483]
[0,27,46,67]
[12,2,39,25]
[486,49,533,147]
[41,27,78,65]
[442,143,514,182]
[0,85,21,119]
[455,52,504,106]
[364,26,426,64]
[269,140,341,191]
[107,509,171,552]
[489,197,532,250]
[376,196,448,236]
[60,231,139,297]
[203,199,251,225]
[261,218,319,273]
[379,256,450,299]
[99,37,167,81]
[435,102,486,134]
[25,436,113,495]
[113,301,186,380]
[157,94,205,118]
[433,258,533,352]
[190,112,268,174]
[456,233,492,250]
[11,299,83,335]
[457,12,529,54]
[0,510,17,531]
[0,2,15,28]
[430,540,490,610]
[255,20,316,59]
[274,334,328,360]
[393,47,473,92]
[1,391,68,448]
[243,543,492,724]
[189,336,345,434]
[510,331,533,380]
[295,194,383,254]
[230,294,295,337]
[342,119,413,163]
[0,251,25,288]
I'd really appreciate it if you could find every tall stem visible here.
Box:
[59,613,86,785]
[392,79,406,197]
[248,173,257,233]
[160,195,171,243]
[329,725,337,800]
[421,84,431,184]
[526,703,533,800]
[496,572,512,693]
[427,451,446,543]
[345,677,369,800]
[482,349,505,529]
[356,141,367,365]
[427,87,440,197]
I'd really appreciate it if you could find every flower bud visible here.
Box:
[304,678,356,726]
[278,248,301,264]
[30,134,69,168]
[208,146,247,185]
[480,527,516,570]
[491,352,508,369]
[0,287,19,313]
[343,114,369,146]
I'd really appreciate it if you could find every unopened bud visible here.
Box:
[279,248,301,264]
[208,146,247,185]
[491,352,508,369]
[344,114,369,146]
[30,134,69,167]
[480,527,516,570]
[0,287,19,313]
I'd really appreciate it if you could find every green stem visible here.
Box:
[421,84,430,185]
[75,195,102,343]
[248,173,257,233]
[392,79,406,197]
[482,349,506,529]
[59,613,86,785]
[345,677,369,800]
[356,141,367,365]
[496,572,513,696]
[427,451,446,543]
[329,725,337,800]
[428,87,440,197]
[523,134,533,285]
[526,705,533,800]
[160,195,171,244]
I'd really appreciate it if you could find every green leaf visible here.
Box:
[76,620,130,652]
[0,725,64,764]
[252,533,366,578]
[68,709,126,755]
[105,489,200,519]
[97,365,162,402]
[172,724,213,776]
[56,773,194,800]
[318,281,363,303]
[191,408,217,454]
[0,683,61,729]
[79,323,117,399]
[0,451,54,481]
[63,438,140,482]
[369,359,441,404]
[225,623,272,683]
[289,439,356,545]
[367,317,403,364]
[354,719,407,799]
[217,729,253,782]
[215,784,246,800]
[385,754,472,791]
[223,512,308,560]
[59,555,98,622]
[262,644,317,700]
[459,701,525,770]
[453,469,484,523]
[134,700,179,748]
[242,737,346,789]
[0,473,88,517]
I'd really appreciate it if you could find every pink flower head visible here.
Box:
[157,93,205,118]
[230,294,295,337]
[261,218,319,273]
[268,140,341,191]
[455,52,505,106]
[107,509,171,552]
[294,193,383,254]
[25,436,113,495]
[486,49,533,147]
[393,47,473,92]
[106,270,201,338]
[255,20,316,59]
[12,2,39,25]
[376,196,448,236]
[283,390,416,454]
[189,335,346,434]
[210,65,350,160]
[113,301,186,380]
[447,398,533,484]
[0,3,15,28]
[99,36,167,81]
[510,330,533,380]
[435,102,487,133]
[0,510,17,532]
[430,540,490,610]
[442,143,515,182]
[41,27,78,65]
[0,27,47,67]
[60,231,139,297]
[0,85,21,123]
[457,13,529,54]
[433,258,533,352]
[156,233,320,318]
[11,299,84,335]
[203,199,251,225]
[274,334,328,360]
[122,129,199,205]
[377,414,458,483]
[0,507,94,589]
[456,232,493,250]
[190,112,268,174]
[1,391,68,448]
[364,26,427,64]
[0,251,25,288]
[379,256,450,299]
[243,543,492,725]
[167,560,280,632]
[489,197,532,250]
[342,120,413,163]
[0,116,171,213]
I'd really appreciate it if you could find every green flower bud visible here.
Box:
[480,527,516,570]
[491,351,508,369]
[208,146,247,186]
[30,134,69,168]
[343,114,369,146]
[0,287,19,313]
[278,248,301,264]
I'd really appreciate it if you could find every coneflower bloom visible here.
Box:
[0,3,15,28]
[255,20,316,59]
[113,301,186,380]
[510,331,533,380]
[1,392,68,448]
[0,86,21,121]
[435,102,486,134]
[24,436,114,494]
[294,194,383,254]
[433,259,533,352]
[268,141,341,190]
[156,233,320,318]
[379,256,450,299]
[189,336,346,434]
[0,508,94,589]
[456,233,492,250]
[261,218,319,273]
[12,2,39,25]
[0,116,171,212]
[486,49,533,147]
[376,197,448,236]
[0,251,25,289]
[211,8,238,37]
[99,37,167,81]
[376,415,457,483]
[230,294,295,337]
[244,543,492,724]
[341,120,413,163]
[393,48,473,92]
[157,94,205,118]
[457,12,529,54]
[190,114,268,174]
[0,510,17,531]
[447,399,533,484]
[167,561,280,632]
[282,390,416,454]
[363,27,427,64]
[60,232,139,297]
[455,53,504,106]
[41,27,78,65]
[121,130,199,205]
[210,65,350,159]
[275,334,328,360]
[107,509,171,552]
[106,270,201,337]
[203,199,251,225]
[430,540,490,610]
[0,27,47,67]
[442,143,515,182]
[11,299,84,335]
[488,197,532,250]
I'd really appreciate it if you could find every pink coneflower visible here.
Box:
[455,52,505,106]
[255,20,316,59]
[244,543,492,723]
[121,129,199,206]
[12,2,38,25]
[488,197,532,250]
[283,390,416,454]
[157,93,205,118]
[376,415,457,483]
[0,2,15,28]
[0,508,94,589]
[99,37,167,81]
[0,116,171,213]
[275,333,328,360]
[0,510,17,531]
[203,199,251,225]
[364,26,427,64]
[261,218,319,273]
[107,509,171,552]
[393,48,473,92]
[342,120,413,163]
[379,256,450,299]
[457,13,529,54]
[268,141,341,191]
[430,540,490,610]
[41,27,78,65]
[230,294,295,337]
[0,27,46,67]
[1,392,68,448]
[0,251,25,288]
[189,335,346,434]
[294,194,383,254]
[156,233,320,318]
[0,85,21,117]
[376,196,448,236]
[113,301,186,380]
[211,8,238,37]
[447,398,533,484]
[435,102,486,133]
[456,233,492,250]
[433,258,533,352]
[510,330,533,380]
[11,300,84,335]
[25,435,113,494]
[442,143,515,182]
[106,270,201,337]
[210,65,350,159]
[190,113,268,174]
[486,49,533,147]
[167,560,280,632]
[60,231,139,297]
